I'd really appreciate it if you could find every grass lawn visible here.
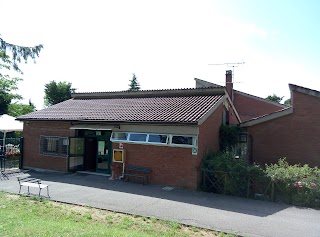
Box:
[0,192,236,237]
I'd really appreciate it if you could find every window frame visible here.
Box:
[169,135,197,147]
[40,136,69,157]
[128,133,148,142]
[111,132,197,148]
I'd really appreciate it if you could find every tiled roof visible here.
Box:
[18,88,224,125]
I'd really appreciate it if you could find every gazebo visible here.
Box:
[0,114,23,152]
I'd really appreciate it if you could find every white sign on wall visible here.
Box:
[192,147,198,155]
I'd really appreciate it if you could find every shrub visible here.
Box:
[201,151,264,197]
[265,158,320,207]
[219,125,242,151]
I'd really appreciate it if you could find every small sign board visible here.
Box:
[192,147,198,155]
[119,143,123,149]
[113,149,125,163]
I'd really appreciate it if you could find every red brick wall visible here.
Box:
[246,91,320,167]
[234,92,285,122]
[198,104,223,158]
[22,121,75,171]
[113,143,197,189]
[112,104,223,189]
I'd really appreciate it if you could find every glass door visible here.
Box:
[96,133,112,174]
[68,137,85,172]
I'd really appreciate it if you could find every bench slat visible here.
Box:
[124,165,151,185]
[20,182,49,189]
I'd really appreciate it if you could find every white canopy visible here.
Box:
[0,114,23,150]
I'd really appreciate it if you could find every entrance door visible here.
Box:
[96,134,112,174]
[84,137,97,171]
[68,137,85,172]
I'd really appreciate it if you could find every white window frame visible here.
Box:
[169,135,197,147]
[111,132,128,142]
[128,133,148,142]
[147,134,169,145]
[111,132,197,148]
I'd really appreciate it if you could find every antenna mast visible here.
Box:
[208,62,245,82]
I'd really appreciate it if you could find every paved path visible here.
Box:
[1,170,320,237]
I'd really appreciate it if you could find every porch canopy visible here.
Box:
[0,114,23,150]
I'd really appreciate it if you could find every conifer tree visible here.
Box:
[128,73,140,91]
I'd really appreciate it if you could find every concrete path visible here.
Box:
[1,170,320,237]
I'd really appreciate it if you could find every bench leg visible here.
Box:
[27,186,30,195]
[19,185,22,194]
[39,188,42,197]
[47,186,50,198]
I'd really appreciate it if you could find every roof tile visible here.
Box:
[18,92,224,124]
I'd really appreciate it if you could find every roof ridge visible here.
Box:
[72,86,224,99]
[289,84,320,98]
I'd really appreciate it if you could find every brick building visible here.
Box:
[241,84,320,167]
[195,70,287,122]
[19,71,314,189]
[18,86,240,189]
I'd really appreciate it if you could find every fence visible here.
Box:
[0,138,22,171]
[201,169,320,207]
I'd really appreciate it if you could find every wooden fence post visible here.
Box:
[271,180,275,202]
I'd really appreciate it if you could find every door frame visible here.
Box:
[95,132,112,174]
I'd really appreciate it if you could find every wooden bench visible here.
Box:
[123,165,151,185]
[17,176,50,198]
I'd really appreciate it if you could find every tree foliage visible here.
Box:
[265,94,284,103]
[284,98,291,106]
[219,125,242,151]
[0,37,43,74]
[0,77,22,114]
[128,73,140,91]
[44,81,75,106]
[0,36,43,115]
[8,102,35,117]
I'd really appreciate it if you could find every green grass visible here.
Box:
[0,192,237,237]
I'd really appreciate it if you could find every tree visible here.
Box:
[284,98,291,106]
[0,36,43,114]
[0,77,22,114]
[0,36,43,74]
[128,73,140,91]
[44,81,75,106]
[8,102,35,117]
[265,94,284,103]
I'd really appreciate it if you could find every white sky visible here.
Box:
[1,0,319,109]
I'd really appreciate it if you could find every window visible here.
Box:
[171,135,195,146]
[129,133,147,142]
[40,136,68,157]
[111,132,197,147]
[148,134,168,144]
[111,132,128,141]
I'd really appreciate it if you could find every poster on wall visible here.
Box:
[98,141,105,155]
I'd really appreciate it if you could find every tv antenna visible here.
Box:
[208,61,245,83]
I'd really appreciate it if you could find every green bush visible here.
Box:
[265,158,320,207]
[201,151,264,197]
[202,154,320,208]
[219,125,242,151]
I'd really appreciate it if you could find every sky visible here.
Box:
[1,0,320,109]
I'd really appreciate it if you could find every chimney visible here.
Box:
[226,70,233,101]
